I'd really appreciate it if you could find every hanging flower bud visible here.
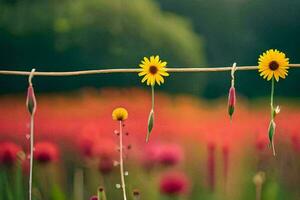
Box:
[268,120,276,156]
[228,86,236,119]
[26,85,37,115]
[146,109,154,142]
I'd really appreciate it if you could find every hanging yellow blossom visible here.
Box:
[258,49,289,81]
[112,107,128,121]
[138,55,169,86]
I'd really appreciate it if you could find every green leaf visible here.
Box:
[51,184,66,200]
[268,120,276,143]
[146,109,154,142]
[15,162,24,200]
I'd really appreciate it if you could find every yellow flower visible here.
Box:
[138,55,169,86]
[258,49,289,81]
[112,107,128,121]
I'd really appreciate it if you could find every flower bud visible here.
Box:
[268,120,276,143]
[26,85,37,115]
[133,189,140,200]
[97,187,107,200]
[228,86,236,119]
[253,171,266,186]
[268,120,276,156]
[146,109,154,142]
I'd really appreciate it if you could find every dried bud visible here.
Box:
[228,86,236,119]
[98,187,107,200]
[26,85,37,115]
[133,189,140,200]
[253,171,266,186]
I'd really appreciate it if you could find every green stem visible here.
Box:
[119,121,127,200]
[270,77,276,156]
[151,85,155,110]
[270,77,275,118]
[29,114,34,200]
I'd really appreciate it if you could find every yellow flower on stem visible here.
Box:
[258,49,289,82]
[112,107,128,121]
[258,49,290,156]
[138,55,169,86]
[138,55,169,142]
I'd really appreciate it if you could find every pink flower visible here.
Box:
[34,142,59,164]
[228,86,236,118]
[141,144,161,170]
[0,142,22,166]
[159,171,189,196]
[89,196,98,200]
[158,144,183,166]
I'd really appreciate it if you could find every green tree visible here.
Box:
[0,0,206,94]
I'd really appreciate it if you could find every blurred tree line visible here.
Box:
[0,0,299,98]
[157,0,300,98]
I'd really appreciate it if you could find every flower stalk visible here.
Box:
[257,49,289,156]
[253,171,266,200]
[268,77,276,156]
[119,121,127,200]
[26,69,37,200]
[98,187,107,200]
[146,85,155,142]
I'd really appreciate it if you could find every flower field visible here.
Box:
[1,88,300,200]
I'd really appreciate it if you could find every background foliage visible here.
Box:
[0,0,299,97]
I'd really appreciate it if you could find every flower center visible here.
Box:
[269,61,279,71]
[149,66,158,74]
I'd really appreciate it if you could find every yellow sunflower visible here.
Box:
[138,55,169,86]
[258,49,289,81]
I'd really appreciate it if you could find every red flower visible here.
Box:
[0,142,22,166]
[222,142,230,183]
[255,134,269,152]
[291,133,300,152]
[93,138,116,175]
[77,128,99,158]
[207,142,216,191]
[158,144,183,167]
[98,156,114,175]
[159,171,189,196]
[34,142,59,164]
